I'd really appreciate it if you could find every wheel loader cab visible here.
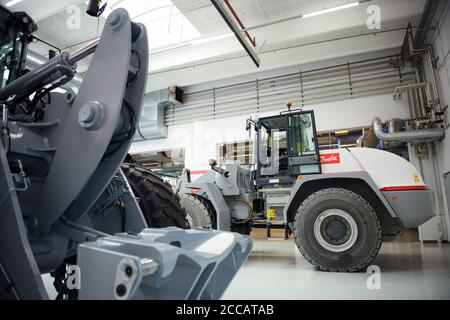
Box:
[256,110,321,185]
[0,6,36,89]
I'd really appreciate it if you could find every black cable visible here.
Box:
[30,81,60,110]
[1,80,61,123]
[31,36,62,54]
[102,49,142,160]
[102,99,137,161]
[127,50,141,86]
[119,201,127,232]
[1,127,11,154]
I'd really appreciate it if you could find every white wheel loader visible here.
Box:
[179,108,436,272]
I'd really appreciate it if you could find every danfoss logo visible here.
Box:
[320,153,341,165]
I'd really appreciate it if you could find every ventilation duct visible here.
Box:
[136,101,169,141]
[135,88,182,141]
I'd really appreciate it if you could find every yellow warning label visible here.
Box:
[413,173,420,183]
[267,208,276,220]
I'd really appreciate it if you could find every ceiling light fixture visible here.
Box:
[5,0,24,7]
[303,2,360,18]
[190,33,234,46]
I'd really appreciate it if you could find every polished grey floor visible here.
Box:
[42,238,450,300]
[222,239,450,300]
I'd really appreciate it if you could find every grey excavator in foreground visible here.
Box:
[0,6,251,300]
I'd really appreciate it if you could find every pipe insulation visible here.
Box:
[372,117,445,143]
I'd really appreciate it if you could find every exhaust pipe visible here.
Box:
[372,117,445,143]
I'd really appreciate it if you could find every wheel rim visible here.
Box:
[313,209,358,252]
[185,212,196,228]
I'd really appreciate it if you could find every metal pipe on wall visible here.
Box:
[372,117,445,143]
[388,118,403,133]
[401,24,442,116]
[415,70,426,118]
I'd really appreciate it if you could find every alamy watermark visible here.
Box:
[367,5,382,30]
[62,3,383,31]
[66,264,81,290]
[366,265,382,290]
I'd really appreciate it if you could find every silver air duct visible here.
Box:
[372,117,445,143]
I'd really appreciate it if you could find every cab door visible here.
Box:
[287,111,321,175]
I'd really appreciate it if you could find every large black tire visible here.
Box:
[294,188,382,272]
[179,194,215,229]
[122,163,189,229]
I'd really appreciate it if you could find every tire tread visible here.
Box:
[293,188,382,272]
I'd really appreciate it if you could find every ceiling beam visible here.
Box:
[210,0,260,67]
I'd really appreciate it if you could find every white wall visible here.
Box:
[131,94,410,174]
[407,1,450,242]
[424,1,450,241]
[147,30,406,92]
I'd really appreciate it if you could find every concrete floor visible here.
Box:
[42,233,450,300]
[222,238,450,300]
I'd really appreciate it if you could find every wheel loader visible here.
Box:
[0,6,252,300]
[179,107,436,272]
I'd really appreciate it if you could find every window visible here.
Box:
[317,128,370,150]
[217,140,253,165]
[104,0,201,50]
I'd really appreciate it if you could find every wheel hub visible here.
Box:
[313,209,358,252]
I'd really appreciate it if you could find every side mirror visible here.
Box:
[246,118,253,131]
[208,159,217,167]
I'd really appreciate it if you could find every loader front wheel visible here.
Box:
[122,163,189,229]
[294,188,382,272]
[179,194,215,229]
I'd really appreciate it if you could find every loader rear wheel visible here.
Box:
[122,163,189,229]
[179,194,215,229]
[293,188,382,272]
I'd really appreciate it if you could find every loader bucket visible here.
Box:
[77,228,252,300]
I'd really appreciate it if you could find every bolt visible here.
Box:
[109,13,120,26]
[124,265,133,277]
[79,105,95,124]
[78,101,104,129]
[108,11,124,32]
[115,284,127,297]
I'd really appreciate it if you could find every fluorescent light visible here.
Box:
[190,33,233,46]
[150,33,234,55]
[5,0,24,7]
[303,2,359,18]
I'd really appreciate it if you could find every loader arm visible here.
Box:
[0,8,252,300]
